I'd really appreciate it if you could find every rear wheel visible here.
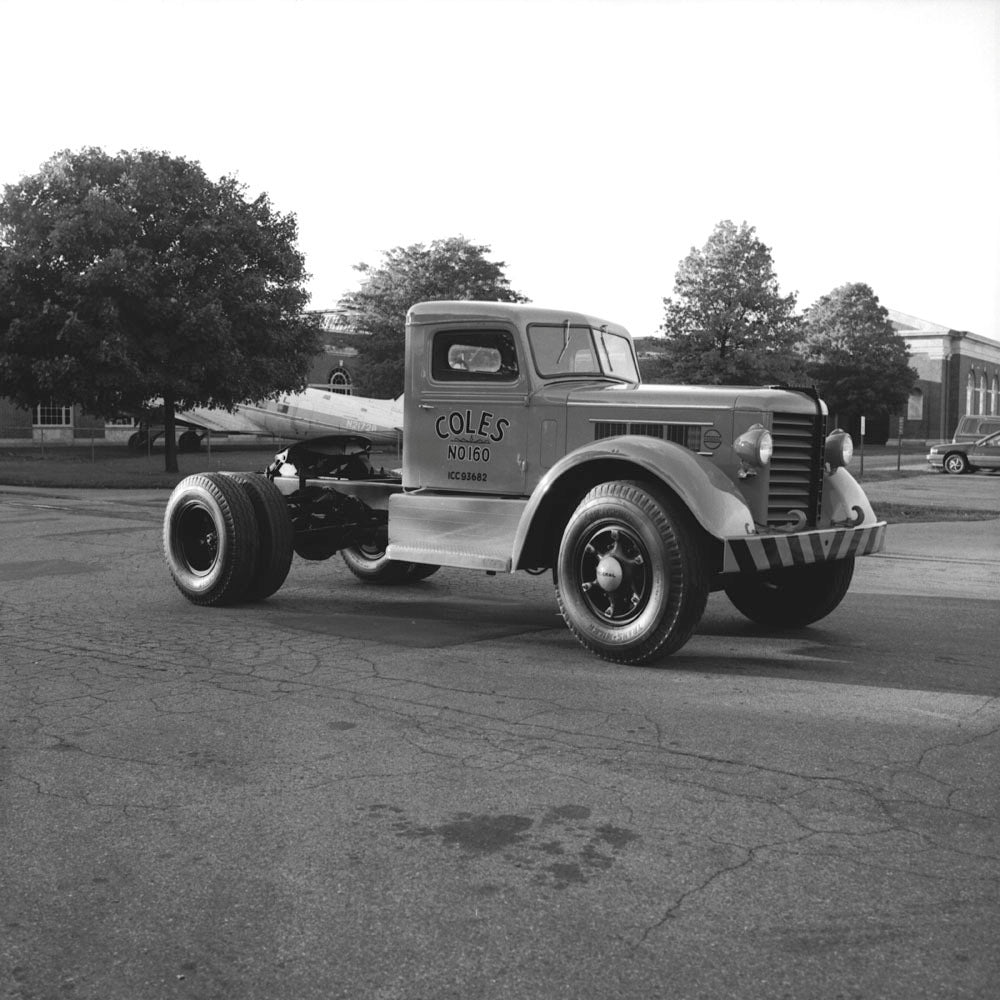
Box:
[407,562,441,581]
[223,473,293,600]
[341,538,413,585]
[177,430,202,452]
[724,557,855,627]
[555,480,708,664]
[943,452,969,474]
[163,473,259,606]
[293,535,340,561]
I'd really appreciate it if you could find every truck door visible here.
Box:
[406,326,529,495]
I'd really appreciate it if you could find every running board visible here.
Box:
[387,493,528,572]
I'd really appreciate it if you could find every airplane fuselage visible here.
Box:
[234,389,403,445]
[178,387,404,446]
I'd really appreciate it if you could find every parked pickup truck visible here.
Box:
[163,300,886,665]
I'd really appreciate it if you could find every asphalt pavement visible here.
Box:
[1,465,998,1000]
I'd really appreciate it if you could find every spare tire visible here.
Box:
[163,473,259,606]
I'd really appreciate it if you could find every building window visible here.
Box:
[991,375,999,416]
[328,365,353,395]
[907,388,923,420]
[34,403,73,426]
[981,374,990,415]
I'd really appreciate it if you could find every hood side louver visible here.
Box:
[594,421,702,450]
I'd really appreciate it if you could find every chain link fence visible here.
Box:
[0,425,292,462]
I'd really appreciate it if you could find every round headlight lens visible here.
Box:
[735,425,773,467]
[825,429,853,468]
[757,431,773,466]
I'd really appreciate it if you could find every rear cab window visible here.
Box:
[431,329,520,383]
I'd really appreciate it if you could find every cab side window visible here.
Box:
[431,329,519,382]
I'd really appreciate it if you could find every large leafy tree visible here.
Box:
[659,220,806,385]
[337,236,528,397]
[0,147,319,471]
[800,282,917,429]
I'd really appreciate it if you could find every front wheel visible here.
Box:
[943,452,969,474]
[723,557,855,628]
[555,480,708,665]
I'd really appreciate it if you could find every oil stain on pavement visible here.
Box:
[370,803,641,890]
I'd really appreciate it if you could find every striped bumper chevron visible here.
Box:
[722,522,887,575]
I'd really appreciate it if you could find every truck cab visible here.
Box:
[403,302,640,495]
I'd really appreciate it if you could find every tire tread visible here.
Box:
[224,472,293,600]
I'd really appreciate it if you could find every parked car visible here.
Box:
[927,429,1000,474]
[951,414,1000,442]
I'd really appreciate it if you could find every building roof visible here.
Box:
[888,309,1000,362]
[887,309,954,335]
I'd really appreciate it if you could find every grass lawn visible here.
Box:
[0,442,284,489]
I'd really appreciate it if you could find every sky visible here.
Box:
[1,0,998,340]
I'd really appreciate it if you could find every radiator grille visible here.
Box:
[767,412,825,527]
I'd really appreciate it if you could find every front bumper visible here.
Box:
[722,521,887,575]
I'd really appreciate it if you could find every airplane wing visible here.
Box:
[173,409,261,434]
[174,387,404,446]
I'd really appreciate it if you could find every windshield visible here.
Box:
[527,323,639,383]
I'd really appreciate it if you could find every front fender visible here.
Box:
[511,436,755,568]
[820,466,879,526]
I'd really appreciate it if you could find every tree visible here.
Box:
[800,282,917,437]
[0,147,319,471]
[659,220,806,385]
[337,236,528,397]
[632,336,673,384]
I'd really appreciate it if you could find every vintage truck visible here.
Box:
[162,300,886,665]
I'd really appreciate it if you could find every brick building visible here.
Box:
[889,309,1000,442]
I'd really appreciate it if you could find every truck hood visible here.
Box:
[557,381,826,415]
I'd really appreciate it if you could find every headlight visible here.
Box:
[825,428,853,469]
[734,424,773,467]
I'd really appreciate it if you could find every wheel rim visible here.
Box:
[574,521,653,626]
[357,540,387,560]
[945,455,964,473]
[175,502,218,574]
